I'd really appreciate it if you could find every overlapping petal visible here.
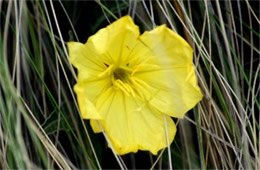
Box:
[130,25,203,118]
[68,42,106,81]
[86,15,140,66]
[90,87,176,155]
[74,77,111,119]
[68,42,109,119]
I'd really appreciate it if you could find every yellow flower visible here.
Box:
[68,16,203,155]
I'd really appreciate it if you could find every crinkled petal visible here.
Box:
[91,87,176,155]
[68,42,106,81]
[128,25,193,67]
[130,25,203,118]
[74,77,111,119]
[86,16,140,66]
[68,42,112,119]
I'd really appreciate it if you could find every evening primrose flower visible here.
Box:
[68,16,203,155]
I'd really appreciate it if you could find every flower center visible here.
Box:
[113,68,129,83]
[111,67,135,96]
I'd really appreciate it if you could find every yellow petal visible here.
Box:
[130,25,203,118]
[68,42,113,119]
[85,15,139,66]
[129,25,193,67]
[68,42,107,81]
[73,76,111,119]
[73,84,101,119]
[92,88,176,155]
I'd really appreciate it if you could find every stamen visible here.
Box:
[130,78,147,100]
[114,80,130,96]
[111,66,136,97]
[125,83,136,98]
[131,77,150,89]
[98,65,114,77]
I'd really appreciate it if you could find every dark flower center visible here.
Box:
[113,68,129,83]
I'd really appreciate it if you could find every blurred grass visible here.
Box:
[0,0,259,169]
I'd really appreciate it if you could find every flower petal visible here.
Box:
[68,42,106,81]
[91,87,176,155]
[128,25,193,67]
[74,77,111,119]
[68,42,111,119]
[86,15,140,66]
[130,25,203,118]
